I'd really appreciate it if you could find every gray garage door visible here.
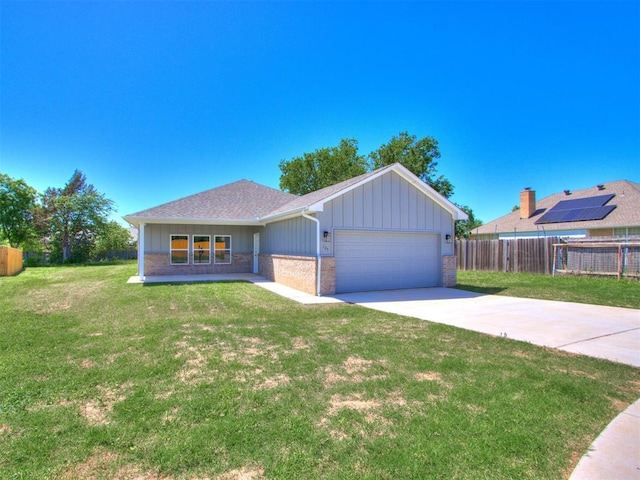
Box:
[334,231,440,293]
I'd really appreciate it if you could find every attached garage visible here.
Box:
[334,230,441,293]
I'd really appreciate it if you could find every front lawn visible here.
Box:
[1,264,638,479]
[457,270,640,309]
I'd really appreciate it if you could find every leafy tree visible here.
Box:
[455,204,483,239]
[368,132,454,198]
[93,221,133,258]
[279,132,455,199]
[279,138,368,195]
[0,173,37,248]
[39,170,114,262]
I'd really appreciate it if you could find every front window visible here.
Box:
[170,235,189,264]
[214,235,231,264]
[192,235,211,264]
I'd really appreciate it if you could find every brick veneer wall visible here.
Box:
[259,254,318,295]
[144,252,252,276]
[320,256,335,295]
[442,255,457,287]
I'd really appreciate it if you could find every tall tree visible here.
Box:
[279,138,368,195]
[455,204,483,239]
[93,221,133,258]
[40,170,114,262]
[368,132,454,198]
[0,173,37,248]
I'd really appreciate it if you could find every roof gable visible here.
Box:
[263,163,468,221]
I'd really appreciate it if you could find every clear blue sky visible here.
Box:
[1,1,638,225]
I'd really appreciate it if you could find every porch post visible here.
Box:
[138,223,145,281]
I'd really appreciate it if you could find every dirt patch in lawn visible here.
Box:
[328,393,381,415]
[58,449,168,480]
[28,281,105,314]
[318,390,420,440]
[215,465,266,480]
[80,383,134,426]
[174,339,217,385]
[324,356,387,386]
[253,374,291,390]
[217,335,280,365]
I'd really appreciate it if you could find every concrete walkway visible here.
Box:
[569,398,640,480]
[127,273,343,305]
[129,275,640,478]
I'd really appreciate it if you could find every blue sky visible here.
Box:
[1,1,638,225]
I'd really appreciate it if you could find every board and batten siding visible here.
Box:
[262,216,316,256]
[143,224,259,253]
[317,171,455,255]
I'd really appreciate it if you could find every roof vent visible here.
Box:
[563,189,571,195]
[596,184,605,191]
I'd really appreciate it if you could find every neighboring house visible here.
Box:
[472,180,640,240]
[124,163,468,295]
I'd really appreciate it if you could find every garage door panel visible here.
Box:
[334,231,440,293]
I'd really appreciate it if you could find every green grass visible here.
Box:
[1,263,639,479]
[457,270,640,309]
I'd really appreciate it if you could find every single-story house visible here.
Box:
[472,180,640,240]
[124,163,468,295]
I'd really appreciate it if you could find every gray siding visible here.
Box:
[317,171,456,256]
[262,216,316,256]
[144,224,259,253]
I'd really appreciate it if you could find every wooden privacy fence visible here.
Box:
[0,246,24,276]
[455,237,557,274]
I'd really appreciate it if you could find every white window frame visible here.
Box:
[214,235,232,264]
[192,235,211,265]
[170,234,190,265]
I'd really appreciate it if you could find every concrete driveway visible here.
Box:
[334,288,640,367]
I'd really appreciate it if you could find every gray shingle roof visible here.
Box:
[124,180,296,224]
[475,180,640,235]
[124,163,467,225]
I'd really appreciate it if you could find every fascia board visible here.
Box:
[122,216,265,227]
[259,206,312,224]
[392,167,469,221]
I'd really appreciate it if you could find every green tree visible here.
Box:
[279,138,368,195]
[368,132,454,198]
[0,173,38,248]
[455,204,483,239]
[93,221,133,258]
[279,133,456,199]
[40,170,114,262]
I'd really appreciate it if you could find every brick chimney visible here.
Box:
[520,188,536,219]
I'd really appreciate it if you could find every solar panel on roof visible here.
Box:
[552,194,615,210]
[537,211,567,223]
[535,194,616,225]
[573,205,616,222]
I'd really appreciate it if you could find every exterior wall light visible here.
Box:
[323,231,331,242]
[445,234,453,243]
